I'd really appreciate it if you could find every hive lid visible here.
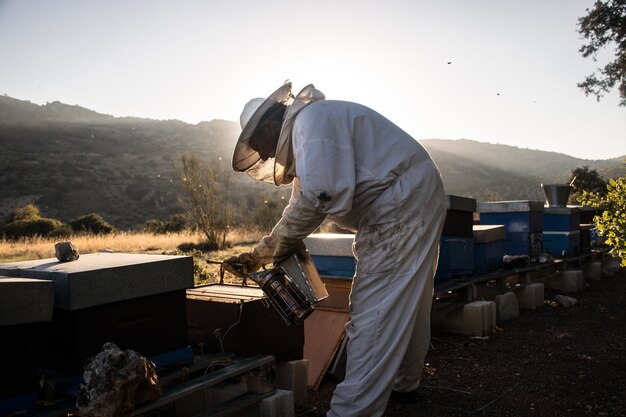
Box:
[478,200,544,213]
[543,206,582,215]
[304,233,355,257]
[473,225,506,243]
[0,253,194,310]
[446,195,477,212]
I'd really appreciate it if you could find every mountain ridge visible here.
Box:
[1,95,624,228]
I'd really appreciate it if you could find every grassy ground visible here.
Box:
[0,228,265,285]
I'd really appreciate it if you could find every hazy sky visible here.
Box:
[0,0,624,160]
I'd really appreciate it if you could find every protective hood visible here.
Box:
[232,82,325,185]
[274,84,325,185]
[232,82,293,182]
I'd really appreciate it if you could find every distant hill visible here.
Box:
[1,95,624,229]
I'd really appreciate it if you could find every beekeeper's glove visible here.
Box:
[223,235,277,276]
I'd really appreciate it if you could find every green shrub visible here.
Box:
[1,218,65,239]
[142,214,188,234]
[68,213,116,235]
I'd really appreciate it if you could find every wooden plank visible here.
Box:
[304,309,349,389]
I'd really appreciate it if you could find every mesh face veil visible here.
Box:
[232,82,293,183]
[232,82,326,185]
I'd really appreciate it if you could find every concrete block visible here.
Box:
[544,271,583,293]
[583,262,602,281]
[494,292,519,322]
[276,360,308,406]
[602,256,622,277]
[0,278,54,325]
[432,301,496,336]
[515,283,545,309]
[0,253,194,310]
[259,389,294,417]
[304,233,354,257]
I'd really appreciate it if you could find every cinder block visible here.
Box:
[602,256,622,277]
[0,278,54,325]
[304,233,354,257]
[494,292,519,322]
[0,253,193,310]
[259,389,294,417]
[432,301,496,336]
[583,262,602,281]
[515,283,544,309]
[544,271,583,293]
[276,360,308,406]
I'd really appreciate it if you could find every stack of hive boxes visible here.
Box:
[478,200,544,260]
[0,253,194,395]
[436,195,476,281]
[543,206,582,258]
[472,224,506,274]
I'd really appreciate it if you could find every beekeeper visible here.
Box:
[228,81,446,416]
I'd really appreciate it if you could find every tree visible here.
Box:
[178,154,233,250]
[577,0,626,106]
[4,204,41,223]
[578,174,626,266]
[569,165,607,203]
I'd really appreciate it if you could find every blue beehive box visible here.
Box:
[543,206,582,257]
[478,200,544,259]
[543,231,581,257]
[543,206,581,232]
[473,225,505,275]
[304,233,356,278]
[436,236,475,281]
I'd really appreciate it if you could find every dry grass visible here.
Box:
[0,228,265,264]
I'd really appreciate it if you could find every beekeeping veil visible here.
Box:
[232,82,325,186]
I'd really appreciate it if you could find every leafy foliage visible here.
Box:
[578,174,626,266]
[577,0,626,106]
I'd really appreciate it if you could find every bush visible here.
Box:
[142,214,188,234]
[68,213,116,235]
[1,218,66,239]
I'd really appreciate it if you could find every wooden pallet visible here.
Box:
[38,354,276,417]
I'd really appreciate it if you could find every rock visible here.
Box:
[76,342,161,417]
[555,295,578,307]
[55,241,80,262]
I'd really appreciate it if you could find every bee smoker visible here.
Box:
[248,252,328,326]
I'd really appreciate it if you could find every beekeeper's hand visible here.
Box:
[223,235,277,276]
[223,252,262,277]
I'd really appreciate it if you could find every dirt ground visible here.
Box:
[295,266,626,417]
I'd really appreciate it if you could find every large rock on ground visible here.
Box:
[76,342,161,417]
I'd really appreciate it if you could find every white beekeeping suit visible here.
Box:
[232,82,446,416]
